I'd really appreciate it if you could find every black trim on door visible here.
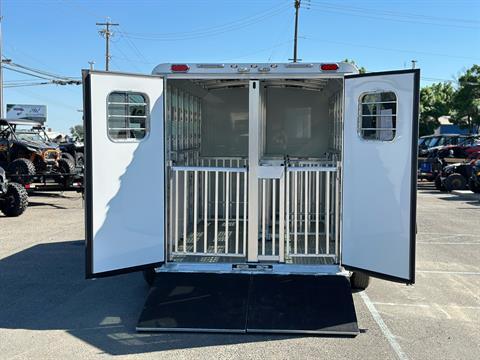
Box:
[82,70,94,279]
[345,69,419,79]
[409,68,420,284]
[343,69,419,285]
[343,265,414,284]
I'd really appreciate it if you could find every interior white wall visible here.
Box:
[264,79,343,159]
[200,88,249,157]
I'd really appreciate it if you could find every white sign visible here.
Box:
[6,104,47,124]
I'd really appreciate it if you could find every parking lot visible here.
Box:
[0,184,479,360]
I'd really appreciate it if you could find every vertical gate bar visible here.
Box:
[286,170,290,256]
[225,172,230,253]
[214,171,219,254]
[325,171,330,255]
[262,179,266,256]
[204,171,209,253]
[247,80,260,262]
[315,170,320,254]
[272,179,276,256]
[304,170,308,254]
[279,173,285,262]
[299,171,303,253]
[193,170,198,252]
[335,168,340,258]
[175,171,179,252]
[293,171,298,254]
[235,172,240,254]
[169,168,173,256]
[243,171,247,256]
[183,171,188,253]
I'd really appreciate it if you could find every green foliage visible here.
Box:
[70,124,84,140]
[343,59,366,74]
[419,82,454,136]
[451,64,480,133]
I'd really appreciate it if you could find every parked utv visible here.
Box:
[0,119,75,184]
[435,151,480,192]
[468,160,480,193]
[0,166,28,217]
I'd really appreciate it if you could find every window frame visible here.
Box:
[357,90,398,142]
[106,90,150,143]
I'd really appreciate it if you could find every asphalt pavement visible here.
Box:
[0,184,478,359]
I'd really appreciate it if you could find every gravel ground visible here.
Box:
[0,184,478,359]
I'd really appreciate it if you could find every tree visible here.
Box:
[451,64,480,134]
[343,59,366,74]
[70,124,84,140]
[419,82,455,136]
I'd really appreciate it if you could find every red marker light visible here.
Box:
[171,64,190,72]
[321,63,339,71]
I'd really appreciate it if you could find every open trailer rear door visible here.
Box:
[342,69,420,283]
[82,70,165,278]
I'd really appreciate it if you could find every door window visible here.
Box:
[107,92,149,141]
[359,91,397,141]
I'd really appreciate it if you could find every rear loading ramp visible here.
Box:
[136,272,358,335]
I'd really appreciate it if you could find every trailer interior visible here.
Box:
[165,77,343,266]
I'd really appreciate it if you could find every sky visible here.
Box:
[1,0,479,133]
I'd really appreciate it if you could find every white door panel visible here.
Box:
[84,71,165,276]
[342,70,419,283]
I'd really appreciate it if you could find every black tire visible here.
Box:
[75,152,84,167]
[7,158,36,185]
[61,152,75,163]
[444,173,467,192]
[350,271,370,291]
[434,175,444,191]
[57,158,75,175]
[0,182,28,217]
[468,178,480,193]
[142,268,156,286]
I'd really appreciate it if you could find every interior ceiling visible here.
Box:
[192,79,331,92]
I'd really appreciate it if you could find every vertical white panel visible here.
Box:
[87,72,165,275]
[342,71,417,282]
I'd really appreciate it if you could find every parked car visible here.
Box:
[468,160,480,193]
[0,166,28,217]
[418,134,469,156]
[0,119,75,184]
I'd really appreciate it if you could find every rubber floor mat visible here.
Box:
[137,272,358,335]
[136,272,250,332]
[247,274,359,335]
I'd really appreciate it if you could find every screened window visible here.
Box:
[107,92,148,141]
[359,91,397,141]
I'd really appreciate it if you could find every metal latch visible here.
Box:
[232,264,273,271]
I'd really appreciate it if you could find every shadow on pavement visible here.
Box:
[0,240,298,355]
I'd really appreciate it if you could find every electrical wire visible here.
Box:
[118,3,291,41]
[309,0,480,25]
[303,37,480,61]
[307,2,480,30]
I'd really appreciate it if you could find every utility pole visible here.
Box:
[96,20,118,71]
[292,0,301,63]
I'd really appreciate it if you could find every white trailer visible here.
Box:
[82,62,419,335]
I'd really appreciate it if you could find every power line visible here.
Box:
[308,2,480,29]
[309,1,480,25]
[118,3,290,41]
[303,37,480,61]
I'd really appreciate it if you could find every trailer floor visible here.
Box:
[136,272,358,335]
